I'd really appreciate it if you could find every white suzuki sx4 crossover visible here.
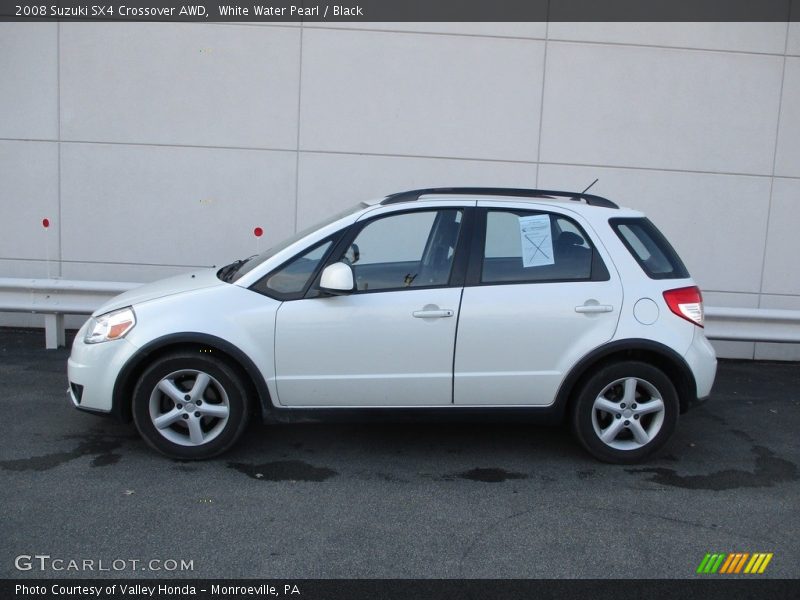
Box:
[68,188,717,463]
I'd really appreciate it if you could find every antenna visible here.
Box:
[581,178,599,194]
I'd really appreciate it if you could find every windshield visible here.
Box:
[219,202,368,283]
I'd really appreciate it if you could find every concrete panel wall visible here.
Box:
[60,23,301,149]
[1,21,799,359]
[0,24,58,139]
[59,143,297,269]
[299,29,545,161]
[790,1,800,56]
[775,57,800,178]
[790,22,800,55]
[547,22,787,53]
[0,141,60,264]
[761,178,800,296]
[296,152,538,228]
[540,42,783,174]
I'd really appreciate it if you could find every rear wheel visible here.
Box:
[132,352,250,459]
[571,361,678,464]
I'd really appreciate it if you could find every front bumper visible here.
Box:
[67,320,140,413]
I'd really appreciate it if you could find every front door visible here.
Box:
[274,206,468,407]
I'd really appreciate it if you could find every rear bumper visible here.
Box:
[685,394,710,412]
[683,327,717,405]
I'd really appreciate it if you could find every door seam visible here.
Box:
[450,287,466,404]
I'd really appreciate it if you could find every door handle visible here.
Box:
[413,309,454,319]
[575,304,614,314]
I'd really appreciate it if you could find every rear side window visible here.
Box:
[481,210,609,284]
[610,218,689,280]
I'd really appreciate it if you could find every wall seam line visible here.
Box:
[1,137,798,182]
[260,23,790,59]
[757,21,791,304]
[753,14,792,359]
[56,22,62,279]
[535,5,550,187]
[293,24,304,233]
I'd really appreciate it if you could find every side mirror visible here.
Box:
[343,242,360,265]
[319,262,354,295]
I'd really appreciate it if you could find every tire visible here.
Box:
[571,361,679,464]
[132,351,250,459]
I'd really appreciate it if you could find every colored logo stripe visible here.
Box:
[697,553,725,573]
[697,552,773,574]
[719,553,737,573]
[719,553,747,573]
[745,553,773,574]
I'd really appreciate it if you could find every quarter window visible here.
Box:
[610,217,689,279]
[253,240,333,299]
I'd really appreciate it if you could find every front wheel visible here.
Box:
[571,361,679,464]
[132,352,250,459]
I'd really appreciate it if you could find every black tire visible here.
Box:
[571,361,679,464]
[132,351,250,459]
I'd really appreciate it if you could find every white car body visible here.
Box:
[67,188,717,461]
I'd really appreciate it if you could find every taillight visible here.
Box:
[663,286,704,327]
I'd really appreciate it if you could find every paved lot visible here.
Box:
[1,328,798,579]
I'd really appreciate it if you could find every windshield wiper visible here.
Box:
[217,255,255,283]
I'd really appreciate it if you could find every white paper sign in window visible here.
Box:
[518,214,554,268]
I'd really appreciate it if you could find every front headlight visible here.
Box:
[84,307,136,344]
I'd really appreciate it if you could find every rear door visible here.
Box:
[454,203,623,405]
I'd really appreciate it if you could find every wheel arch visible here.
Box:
[112,333,274,423]
[555,338,698,419]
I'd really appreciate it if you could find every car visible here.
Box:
[67,187,717,463]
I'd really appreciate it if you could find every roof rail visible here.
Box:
[381,187,619,209]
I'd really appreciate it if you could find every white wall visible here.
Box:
[1,20,799,359]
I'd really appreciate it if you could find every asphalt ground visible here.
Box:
[1,328,798,579]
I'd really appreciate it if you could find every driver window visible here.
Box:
[343,209,463,292]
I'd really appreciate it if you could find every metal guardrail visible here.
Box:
[703,306,800,344]
[0,277,139,348]
[1,277,800,349]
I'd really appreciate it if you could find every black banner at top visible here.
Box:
[1,0,798,22]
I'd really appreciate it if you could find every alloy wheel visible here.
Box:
[591,376,665,451]
[148,369,231,447]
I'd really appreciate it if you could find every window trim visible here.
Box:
[305,206,475,297]
[465,207,610,287]
[609,217,689,280]
[249,232,343,301]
